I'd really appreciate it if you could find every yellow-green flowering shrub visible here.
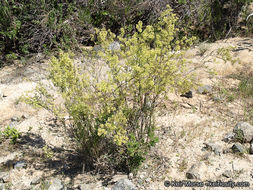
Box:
[32,5,196,172]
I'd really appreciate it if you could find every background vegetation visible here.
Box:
[1,0,253,65]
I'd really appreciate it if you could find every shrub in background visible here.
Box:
[0,0,172,65]
[0,0,93,64]
[171,0,253,41]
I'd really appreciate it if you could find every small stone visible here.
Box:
[203,143,222,155]
[233,122,253,143]
[31,176,41,185]
[14,161,27,169]
[64,177,71,185]
[112,179,137,190]
[232,143,246,154]
[79,184,92,190]
[186,164,200,179]
[222,132,235,143]
[11,117,20,122]
[180,91,193,98]
[0,172,9,183]
[48,178,64,190]
[0,90,3,100]
[21,114,28,119]
[138,172,146,179]
[145,178,151,183]
[128,173,134,180]
[222,170,233,178]
[197,85,212,94]
[250,141,253,154]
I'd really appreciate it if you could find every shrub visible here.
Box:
[27,5,196,173]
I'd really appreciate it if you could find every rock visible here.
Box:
[21,114,28,119]
[11,117,20,122]
[250,140,253,154]
[233,122,253,143]
[31,176,41,185]
[222,132,235,143]
[145,178,151,183]
[128,173,134,180]
[138,172,146,180]
[0,90,3,100]
[48,178,64,190]
[0,183,4,190]
[197,85,212,94]
[64,177,71,185]
[222,170,233,178]
[232,143,246,154]
[203,143,222,155]
[79,184,92,190]
[109,41,120,51]
[112,179,137,190]
[0,172,10,183]
[180,91,193,98]
[14,161,27,169]
[186,164,200,179]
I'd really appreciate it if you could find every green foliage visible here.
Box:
[217,46,238,64]
[0,0,90,62]
[234,129,246,143]
[0,0,172,64]
[42,145,54,160]
[2,126,21,144]
[20,83,66,119]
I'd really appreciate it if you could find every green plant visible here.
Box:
[27,5,196,172]
[2,126,21,144]
[217,46,238,64]
[42,145,54,159]
[235,129,246,144]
